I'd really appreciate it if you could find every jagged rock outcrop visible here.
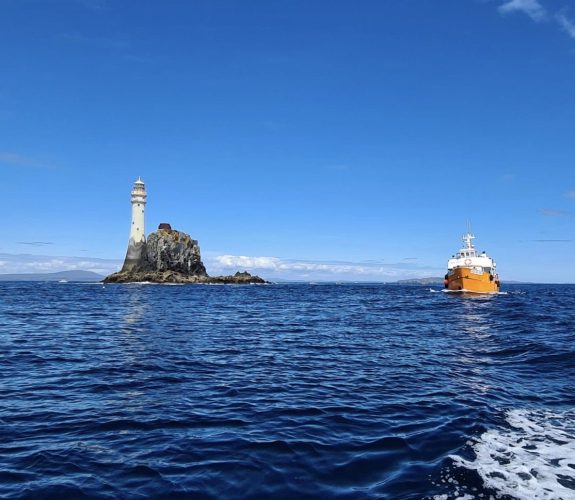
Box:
[103,225,267,284]
[142,227,207,276]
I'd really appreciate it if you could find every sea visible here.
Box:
[1,282,574,499]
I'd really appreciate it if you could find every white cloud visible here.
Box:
[496,1,575,39]
[0,252,443,282]
[0,253,122,275]
[498,0,547,22]
[207,254,441,281]
[567,191,575,199]
[556,11,575,38]
[215,255,282,270]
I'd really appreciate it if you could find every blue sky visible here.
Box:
[0,0,574,282]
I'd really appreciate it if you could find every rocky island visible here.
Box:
[104,224,267,285]
[104,178,267,285]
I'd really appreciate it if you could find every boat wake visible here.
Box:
[428,288,508,295]
[445,408,575,499]
[443,289,507,295]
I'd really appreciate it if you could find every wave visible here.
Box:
[448,408,575,499]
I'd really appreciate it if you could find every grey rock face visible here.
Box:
[140,228,207,276]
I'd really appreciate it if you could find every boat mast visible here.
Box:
[462,232,475,249]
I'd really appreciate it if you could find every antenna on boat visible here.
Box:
[463,220,475,249]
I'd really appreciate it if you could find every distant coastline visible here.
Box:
[394,277,444,286]
[0,271,557,284]
[0,270,104,282]
[394,277,535,285]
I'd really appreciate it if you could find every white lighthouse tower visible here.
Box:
[121,177,147,272]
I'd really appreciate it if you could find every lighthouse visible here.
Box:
[121,177,147,272]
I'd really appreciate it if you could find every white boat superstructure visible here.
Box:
[447,233,497,275]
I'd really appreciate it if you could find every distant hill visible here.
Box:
[395,277,444,285]
[395,277,534,285]
[0,270,104,282]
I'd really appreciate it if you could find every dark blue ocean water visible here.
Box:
[1,282,574,499]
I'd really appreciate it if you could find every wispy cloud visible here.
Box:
[60,33,130,51]
[499,173,516,183]
[325,164,351,172]
[0,152,51,169]
[539,208,570,217]
[17,242,54,246]
[556,9,575,38]
[533,239,573,242]
[206,254,441,281]
[567,191,575,199]
[496,1,575,39]
[77,0,108,10]
[498,0,547,22]
[0,253,121,275]
[57,31,152,63]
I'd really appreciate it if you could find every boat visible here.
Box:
[58,279,68,283]
[444,232,500,293]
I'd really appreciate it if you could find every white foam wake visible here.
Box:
[451,409,575,499]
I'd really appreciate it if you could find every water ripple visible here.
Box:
[0,282,574,498]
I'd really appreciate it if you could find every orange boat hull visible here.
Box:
[447,267,500,293]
